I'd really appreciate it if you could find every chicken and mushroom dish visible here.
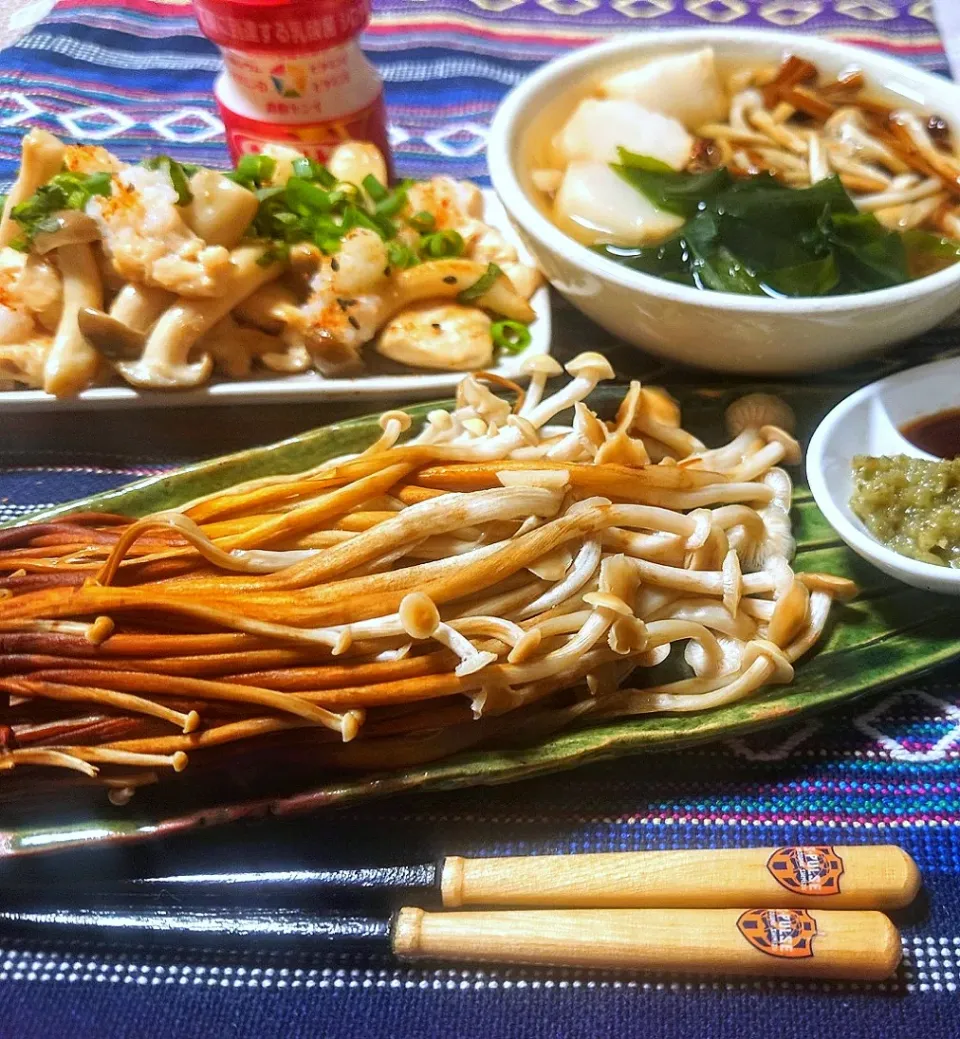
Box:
[0,134,541,396]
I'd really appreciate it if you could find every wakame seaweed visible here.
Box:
[594,148,959,296]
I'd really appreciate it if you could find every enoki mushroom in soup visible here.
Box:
[0,355,855,798]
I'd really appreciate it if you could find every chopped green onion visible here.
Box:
[314,164,337,189]
[362,174,389,202]
[409,210,435,233]
[420,229,464,259]
[82,171,113,198]
[343,206,391,239]
[230,153,277,189]
[142,155,194,205]
[285,177,332,215]
[491,320,531,354]
[10,170,113,249]
[457,262,503,302]
[330,182,360,206]
[375,191,407,218]
[312,214,345,236]
[291,156,334,183]
[386,240,418,269]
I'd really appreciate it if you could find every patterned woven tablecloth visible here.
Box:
[1,2,960,1037]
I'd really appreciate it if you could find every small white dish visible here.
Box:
[807,356,960,595]
[0,191,551,412]
[489,28,960,375]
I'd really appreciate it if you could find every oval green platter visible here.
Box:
[3,376,959,857]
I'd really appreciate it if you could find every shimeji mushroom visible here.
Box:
[110,283,173,332]
[43,242,104,398]
[0,130,65,248]
[77,307,146,361]
[115,244,284,389]
[519,354,564,416]
[31,211,100,255]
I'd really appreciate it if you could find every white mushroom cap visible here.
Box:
[741,639,794,684]
[796,572,858,601]
[608,616,648,655]
[760,425,802,466]
[506,414,539,445]
[583,591,633,615]
[427,409,454,431]
[573,402,608,450]
[399,592,440,640]
[507,627,542,664]
[565,352,616,381]
[725,393,796,437]
[767,578,810,648]
[521,354,563,377]
[340,709,365,742]
[379,410,412,433]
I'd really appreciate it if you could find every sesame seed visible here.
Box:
[442,276,457,285]
[348,316,361,330]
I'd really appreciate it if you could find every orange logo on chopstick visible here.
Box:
[766,846,845,896]
[737,909,818,959]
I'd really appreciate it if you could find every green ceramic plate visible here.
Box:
[3,376,959,856]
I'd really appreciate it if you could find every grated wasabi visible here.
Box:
[850,454,960,567]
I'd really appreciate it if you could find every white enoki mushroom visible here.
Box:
[518,538,602,618]
[399,592,497,677]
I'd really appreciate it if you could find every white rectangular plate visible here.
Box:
[1,190,551,412]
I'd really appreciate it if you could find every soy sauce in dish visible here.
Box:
[901,408,960,459]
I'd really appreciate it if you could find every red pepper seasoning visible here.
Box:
[193,0,391,168]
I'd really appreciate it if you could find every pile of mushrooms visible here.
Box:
[0,355,854,799]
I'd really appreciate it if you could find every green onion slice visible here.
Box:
[457,262,503,302]
[386,240,418,269]
[230,153,276,189]
[409,210,436,233]
[375,191,407,218]
[490,320,531,353]
[420,229,465,259]
[362,174,389,202]
[142,155,194,205]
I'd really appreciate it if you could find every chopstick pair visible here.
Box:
[0,845,920,981]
